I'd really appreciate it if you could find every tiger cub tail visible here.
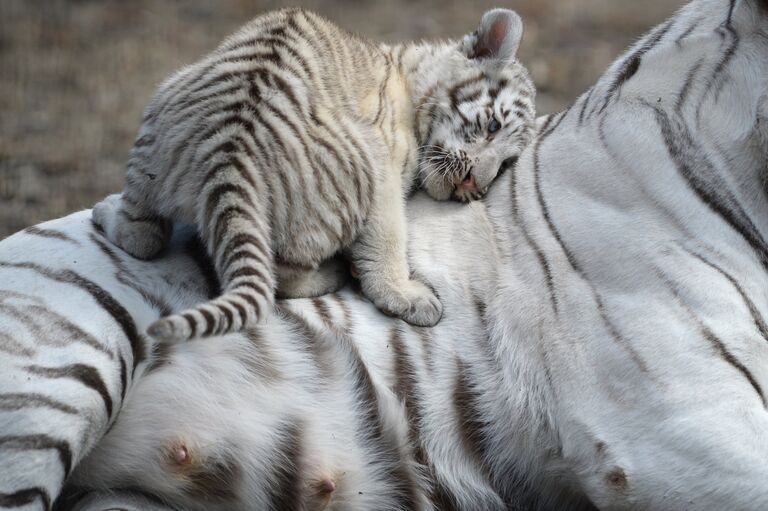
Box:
[147,144,275,342]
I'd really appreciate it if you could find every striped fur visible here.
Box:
[92,8,536,342]
[4,0,768,509]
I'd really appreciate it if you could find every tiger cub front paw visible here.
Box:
[370,278,443,327]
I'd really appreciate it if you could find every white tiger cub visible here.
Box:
[91,8,536,342]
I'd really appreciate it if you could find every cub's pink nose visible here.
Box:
[457,174,477,192]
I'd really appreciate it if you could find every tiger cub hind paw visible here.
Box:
[92,193,171,260]
[374,278,443,327]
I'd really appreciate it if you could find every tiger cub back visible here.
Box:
[92,8,536,342]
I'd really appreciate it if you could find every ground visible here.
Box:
[0,0,684,237]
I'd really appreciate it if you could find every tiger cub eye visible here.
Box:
[488,118,501,134]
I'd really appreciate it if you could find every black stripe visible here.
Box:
[389,327,427,465]
[0,488,51,510]
[118,356,127,403]
[675,58,705,112]
[0,262,145,369]
[204,183,254,224]
[532,123,650,373]
[211,206,257,249]
[340,332,419,508]
[223,29,293,54]
[330,293,352,333]
[0,434,72,477]
[23,226,79,245]
[166,83,243,121]
[0,302,112,358]
[229,265,270,285]
[0,330,34,357]
[229,298,248,326]
[703,328,765,405]
[0,393,77,415]
[201,157,259,198]
[372,59,391,125]
[663,272,765,406]
[598,18,674,114]
[578,86,595,125]
[276,305,335,379]
[199,307,216,337]
[231,280,270,298]
[684,248,768,344]
[697,2,740,118]
[133,134,155,147]
[218,303,234,333]
[267,72,305,115]
[647,104,768,271]
[184,235,221,299]
[675,16,701,46]
[90,233,173,316]
[232,291,263,320]
[454,358,491,473]
[24,364,113,417]
[312,298,335,330]
[221,233,270,266]
[182,313,198,339]
[264,420,303,511]
[511,129,559,315]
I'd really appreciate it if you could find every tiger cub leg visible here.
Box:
[92,193,172,260]
[276,257,349,299]
[351,182,443,327]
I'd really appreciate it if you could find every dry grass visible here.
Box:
[0,0,684,238]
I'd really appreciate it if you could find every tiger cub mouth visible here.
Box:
[452,172,489,202]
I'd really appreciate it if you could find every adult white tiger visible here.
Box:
[2,0,768,509]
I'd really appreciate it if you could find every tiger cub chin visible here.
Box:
[92,7,536,342]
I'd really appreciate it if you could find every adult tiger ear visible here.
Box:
[467,9,523,63]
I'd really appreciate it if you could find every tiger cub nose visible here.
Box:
[457,174,478,191]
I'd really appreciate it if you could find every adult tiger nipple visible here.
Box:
[319,477,336,494]
[167,441,191,466]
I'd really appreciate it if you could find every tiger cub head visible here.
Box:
[416,9,536,202]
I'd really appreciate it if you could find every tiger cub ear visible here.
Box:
[464,9,523,64]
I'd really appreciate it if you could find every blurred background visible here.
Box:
[0,0,685,237]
